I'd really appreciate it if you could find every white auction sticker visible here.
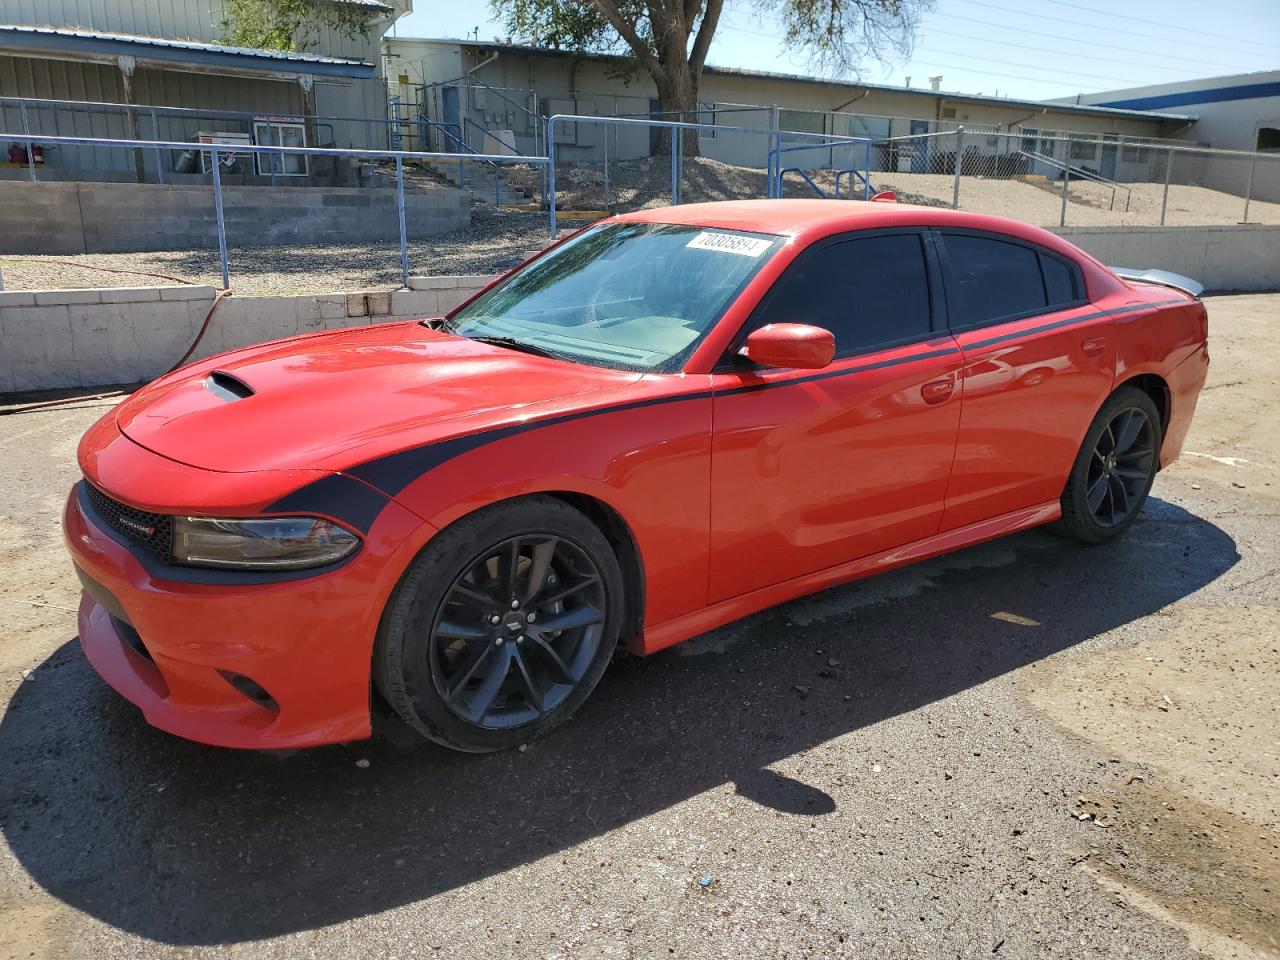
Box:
[685,232,773,257]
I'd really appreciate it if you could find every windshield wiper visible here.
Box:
[467,335,563,361]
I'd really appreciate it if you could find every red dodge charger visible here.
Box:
[64,200,1209,752]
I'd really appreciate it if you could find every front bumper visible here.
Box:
[64,482,429,749]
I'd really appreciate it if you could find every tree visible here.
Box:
[221,0,373,52]
[492,0,932,154]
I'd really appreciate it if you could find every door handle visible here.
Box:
[1082,336,1107,357]
[921,378,954,405]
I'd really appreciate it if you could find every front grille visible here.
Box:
[84,482,173,562]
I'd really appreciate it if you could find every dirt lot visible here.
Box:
[0,295,1276,960]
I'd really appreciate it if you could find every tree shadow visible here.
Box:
[0,497,1236,945]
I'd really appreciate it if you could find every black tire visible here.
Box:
[1055,386,1162,544]
[374,495,624,752]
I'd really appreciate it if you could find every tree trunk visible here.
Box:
[653,66,701,159]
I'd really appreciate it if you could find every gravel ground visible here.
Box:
[0,211,556,296]
[0,295,1276,960]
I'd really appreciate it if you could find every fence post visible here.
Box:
[150,109,165,184]
[210,146,230,290]
[1242,154,1256,224]
[18,101,36,181]
[1059,142,1071,227]
[396,156,409,287]
[952,126,965,209]
[603,124,610,210]
[548,118,559,238]
[768,105,780,198]
[670,123,679,205]
[864,137,872,200]
[1160,148,1172,226]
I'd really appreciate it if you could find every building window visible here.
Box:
[1069,138,1096,161]
[1258,127,1280,153]
[847,115,891,140]
[1121,141,1151,163]
[697,102,717,140]
[254,120,307,176]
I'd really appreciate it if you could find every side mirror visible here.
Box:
[741,323,836,370]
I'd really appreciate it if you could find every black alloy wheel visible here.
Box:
[1056,386,1162,544]
[375,495,623,752]
[1084,407,1156,528]
[429,534,607,729]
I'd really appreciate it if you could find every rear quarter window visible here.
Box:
[943,234,1046,328]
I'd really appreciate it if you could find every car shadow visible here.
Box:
[0,497,1237,945]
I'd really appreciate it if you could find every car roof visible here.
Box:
[617,197,1057,235]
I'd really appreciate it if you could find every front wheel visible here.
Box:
[375,496,624,752]
[1055,386,1162,544]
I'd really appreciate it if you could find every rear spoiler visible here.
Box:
[1109,267,1204,299]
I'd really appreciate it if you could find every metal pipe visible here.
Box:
[1160,149,1172,226]
[18,102,35,181]
[1243,155,1256,223]
[865,137,872,200]
[210,146,230,290]
[396,156,409,286]
[1059,150,1070,228]
[549,116,559,238]
[150,108,165,184]
[952,126,964,208]
[670,127,679,205]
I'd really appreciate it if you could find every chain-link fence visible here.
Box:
[867,128,1280,227]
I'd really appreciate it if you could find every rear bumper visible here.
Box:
[1161,341,1210,468]
[65,482,429,749]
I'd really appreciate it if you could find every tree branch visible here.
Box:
[688,0,722,75]
[593,0,663,79]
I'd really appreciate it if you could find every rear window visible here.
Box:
[1041,254,1079,305]
[943,235,1046,327]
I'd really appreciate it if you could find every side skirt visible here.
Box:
[637,500,1062,655]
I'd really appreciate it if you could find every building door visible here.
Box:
[910,119,930,173]
[1100,133,1119,179]
[441,86,461,152]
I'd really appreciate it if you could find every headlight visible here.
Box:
[171,516,360,570]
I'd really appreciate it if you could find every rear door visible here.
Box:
[707,229,963,602]
[936,230,1115,531]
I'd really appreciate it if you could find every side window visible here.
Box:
[752,233,932,357]
[1040,253,1080,306]
[942,234,1047,328]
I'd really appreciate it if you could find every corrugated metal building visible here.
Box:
[0,0,410,180]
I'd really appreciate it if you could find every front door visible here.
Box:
[934,230,1117,530]
[1100,133,1119,180]
[708,230,962,602]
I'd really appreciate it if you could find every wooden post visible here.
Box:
[118,56,147,183]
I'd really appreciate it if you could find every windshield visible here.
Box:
[445,222,783,372]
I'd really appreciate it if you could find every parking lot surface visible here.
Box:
[1,294,1276,960]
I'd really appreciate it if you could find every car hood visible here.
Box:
[116,322,641,474]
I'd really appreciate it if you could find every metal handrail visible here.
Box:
[834,167,877,199]
[779,167,828,198]
[1018,148,1132,212]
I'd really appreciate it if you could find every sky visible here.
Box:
[393,0,1280,101]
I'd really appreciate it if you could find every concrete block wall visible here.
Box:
[0,180,470,255]
[1051,225,1280,293]
[0,276,494,394]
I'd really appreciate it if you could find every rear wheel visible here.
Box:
[1055,387,1162,543]
[375,496,623,752]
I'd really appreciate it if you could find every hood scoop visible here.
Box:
[205,370,255,403]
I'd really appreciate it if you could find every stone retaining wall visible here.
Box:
[0,276,494,394]
[0,180,470,255]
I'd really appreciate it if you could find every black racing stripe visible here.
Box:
[344,345,963,495]
[265,472,390,534]
[961,298,1190,351]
